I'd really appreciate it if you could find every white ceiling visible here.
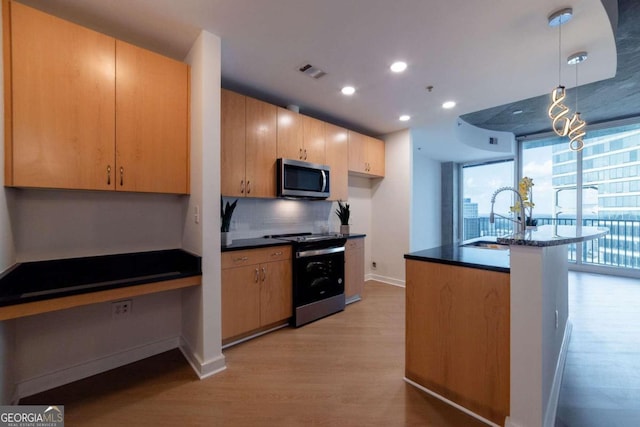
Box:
[18,0,617,161]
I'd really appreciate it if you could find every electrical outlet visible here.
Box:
[112,300,132,320]
[194,205,200,224]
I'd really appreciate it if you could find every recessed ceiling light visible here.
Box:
[341,86,356,96]
[442,101,456,109]
[399,115,411,121]
[390,61,407,73]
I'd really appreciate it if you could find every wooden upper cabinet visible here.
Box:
[5,2,190,194]
[302,115,325,164]
[7,2,116,190]
[221,89,246,197]
[366,136,385,177]
[348,130,385,178]
[276,107,303,161]
[245,97,277,197]
[325,123,349,201]
[221,90,277,198]
[115,41,189,194]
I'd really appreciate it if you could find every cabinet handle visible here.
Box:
[234,256,249,263]
[107,165,111,185]
[120,167,124,186]
[247,180,251,194]
[254,267,260,283]
[271,251,283,257]
[299,148,303,159]
[304,149,307,160]
[261,267,266,282]
[240,180,245,194]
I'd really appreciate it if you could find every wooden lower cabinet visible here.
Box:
[345,237,365,303]
[405,259,510,426]
[221,247,292,343]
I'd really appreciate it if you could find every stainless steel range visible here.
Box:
[269,233,347,327]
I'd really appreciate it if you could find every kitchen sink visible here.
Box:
[460,240,510,250]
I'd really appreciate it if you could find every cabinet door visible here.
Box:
[345,238,365,302]
[259,260,292,326]
[9,2,115,190]
[347,131,367,174]
[325,123,349,201]
[221,89,246,197]
[222,265,261,340]
[115,40,189,194]
[245,97,277,197]
[302,115,325,164]
[276,107,303,161]
[366,136,385,177]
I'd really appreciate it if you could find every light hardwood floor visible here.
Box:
[21,281,486,426]
[555,271,640,427]
[23,273,638,426]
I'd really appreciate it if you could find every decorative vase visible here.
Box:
[340,224,350,235]
[221,232,232,246]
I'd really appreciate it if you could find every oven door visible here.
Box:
[293,246,345,306]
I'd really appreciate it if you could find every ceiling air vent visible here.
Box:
[299,63,326,79]
[489,137,498,145]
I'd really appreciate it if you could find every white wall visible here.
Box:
[348,176,374,278]
[411,148,442,252]
[181,30,225,378]
[370,130,411,286]
[10,190,184,261]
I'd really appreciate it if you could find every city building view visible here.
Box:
[463,122,640,271]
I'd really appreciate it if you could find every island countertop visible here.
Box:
[497,225,608,247]
[404,242,510,273]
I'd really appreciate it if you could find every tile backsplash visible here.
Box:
[222,198,340,239]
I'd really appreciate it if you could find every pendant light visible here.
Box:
[567,52,588,151]
[547,8,573,137]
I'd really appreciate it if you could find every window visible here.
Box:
[462,159,514,240]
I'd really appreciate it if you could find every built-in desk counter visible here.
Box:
[0,249,202,320]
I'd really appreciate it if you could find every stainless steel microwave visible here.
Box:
[277,158,330,199]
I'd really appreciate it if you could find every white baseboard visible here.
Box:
[404,377,500,427]
[16,336,180,400]
[366,274,405,287]
[544,319,573,427]
[179,338,226,380]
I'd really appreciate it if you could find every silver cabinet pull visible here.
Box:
[107,165,111,185]
[270,251,283,257]
[254,267,259,283]
[234,256,249,263]
[120,167,124,186]
[247,180,251,194]
[299,148,303,159]
[240,180,245,194]
[304,149,307,160]
[261,267,266,282]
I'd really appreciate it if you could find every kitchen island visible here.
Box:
[405,225,607,427]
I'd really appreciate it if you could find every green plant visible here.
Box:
[221,197,238,232]
[335,201,350,225]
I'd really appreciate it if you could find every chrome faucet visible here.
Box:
[489,186,526,236]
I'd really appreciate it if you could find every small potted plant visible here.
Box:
[221,197,238,246]
[335,200,350,235]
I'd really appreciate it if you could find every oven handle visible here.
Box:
[296,246,345,258]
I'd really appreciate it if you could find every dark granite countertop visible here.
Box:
[221,233,366,252]
[404,242,510,273]
[0,249,202,307]
[497,225,608,247]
